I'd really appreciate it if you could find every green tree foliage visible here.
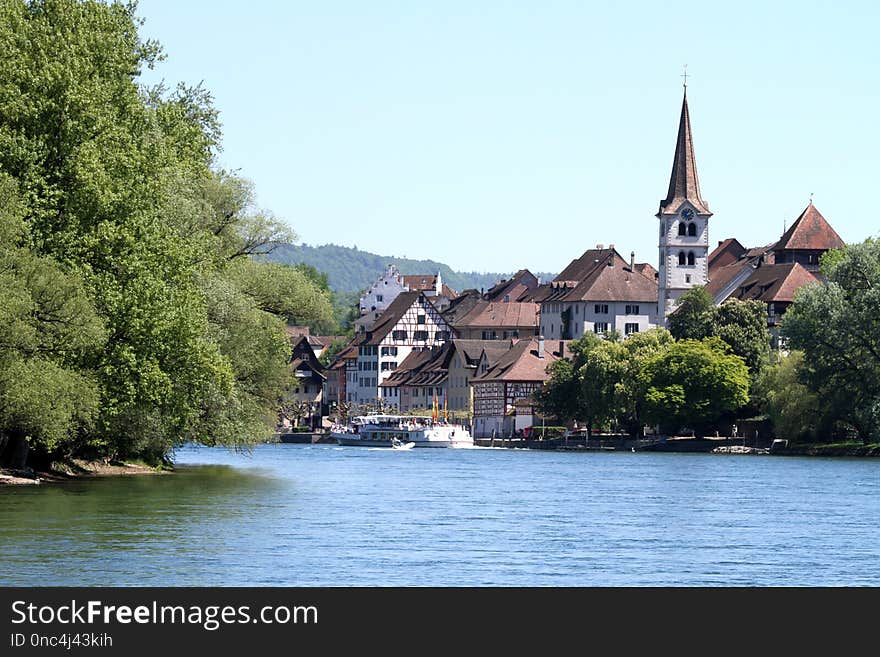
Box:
[0,1,333,465]
[782,240,880,443]
[535,329,674,437]
[755,351,825,442]
[0,175,104,467]
[669,286,770,381]
[642,338,750,434]
[667,287,714,340]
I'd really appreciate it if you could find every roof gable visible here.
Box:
[775,204,845,252]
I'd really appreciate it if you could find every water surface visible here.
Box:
[2,444,878,585]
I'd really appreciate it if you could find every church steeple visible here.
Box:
[658,89,711,216]
[656,85,712,322]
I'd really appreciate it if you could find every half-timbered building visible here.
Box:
[470,337,568,438]
[351,291,452,411]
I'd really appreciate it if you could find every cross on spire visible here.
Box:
[682,64,689,89]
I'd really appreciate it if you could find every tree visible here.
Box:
[782,240,880,443]
[641,338,750,435]
[669,287,770,383]
[755,351,827,442]
[533,358,579,426]
[667,287,714,340]
[0,175,105,467]
[711,299,771,381]
[0,1,337,466]
[617,328,675,435]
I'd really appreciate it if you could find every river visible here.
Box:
[2,444,878,586]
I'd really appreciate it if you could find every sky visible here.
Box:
[136,0,880,274]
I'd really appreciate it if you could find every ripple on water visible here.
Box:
[1,445,879,586]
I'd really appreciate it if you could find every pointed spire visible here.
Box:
[658,89,711,216]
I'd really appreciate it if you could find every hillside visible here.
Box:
[267,243,556,295]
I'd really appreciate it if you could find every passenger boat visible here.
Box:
[332,415,473,448]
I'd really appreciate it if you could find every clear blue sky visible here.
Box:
[136,0,879,274]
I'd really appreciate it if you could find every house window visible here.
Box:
[392,330,407,340]
[688,222,697,237]
[376,294,384,302]
[687,251,695,266]
[594,322,609,334]
[594,304,608,314]
[504,294,510,302]
[625,323,639,335]
[381,346,398,356]
[435,331,450,341]
[414,330,429,341]
[381,362,398,371]
[417,315,426,324]
[678,251,686,265]
[686,274,691,284]
[625,305,639,315]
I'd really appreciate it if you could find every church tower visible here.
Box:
[656,87,712,321]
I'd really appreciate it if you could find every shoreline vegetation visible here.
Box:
[0,459,168,486]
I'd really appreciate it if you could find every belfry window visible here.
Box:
[678,222,687,236]
[687,252,695,266]
[687,223,697,237]
[678,251,686,265]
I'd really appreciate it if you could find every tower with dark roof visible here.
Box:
[656,88,712,320]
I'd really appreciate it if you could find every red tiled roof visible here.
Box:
[453,300,539,329]
[563,255,658,303]
[705,260,753,299]
[732,263,820,304]
[473,338,569,383]
[402,275,437,291]
[440,284,458,298]
[633,262,658,282]
[775,204,845,252]
[708,238,747,272]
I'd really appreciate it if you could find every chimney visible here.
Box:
[596,243,604,249]
[537,335,545,359]
[630,251,635,270]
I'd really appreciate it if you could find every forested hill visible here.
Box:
[267,243,557,294]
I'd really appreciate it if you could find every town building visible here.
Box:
[450,299,539,340]
[471,337,568,438]
[355,266,457,332]
[350,291,453,411]
[704,202,843,345]
[379,339,513,417]
[283,334,326,429]
[528,248,658,340]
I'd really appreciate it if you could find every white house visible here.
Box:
[351,291,453,411]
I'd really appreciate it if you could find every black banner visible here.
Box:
[0,587,874,652]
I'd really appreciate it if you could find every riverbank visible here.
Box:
[473,435,880,457]
[0,459,168,487]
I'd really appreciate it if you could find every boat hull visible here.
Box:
[333,434,471,448]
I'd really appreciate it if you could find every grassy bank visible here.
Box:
[775,442,880,457]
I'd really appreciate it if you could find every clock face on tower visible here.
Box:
[681,208,694,221]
